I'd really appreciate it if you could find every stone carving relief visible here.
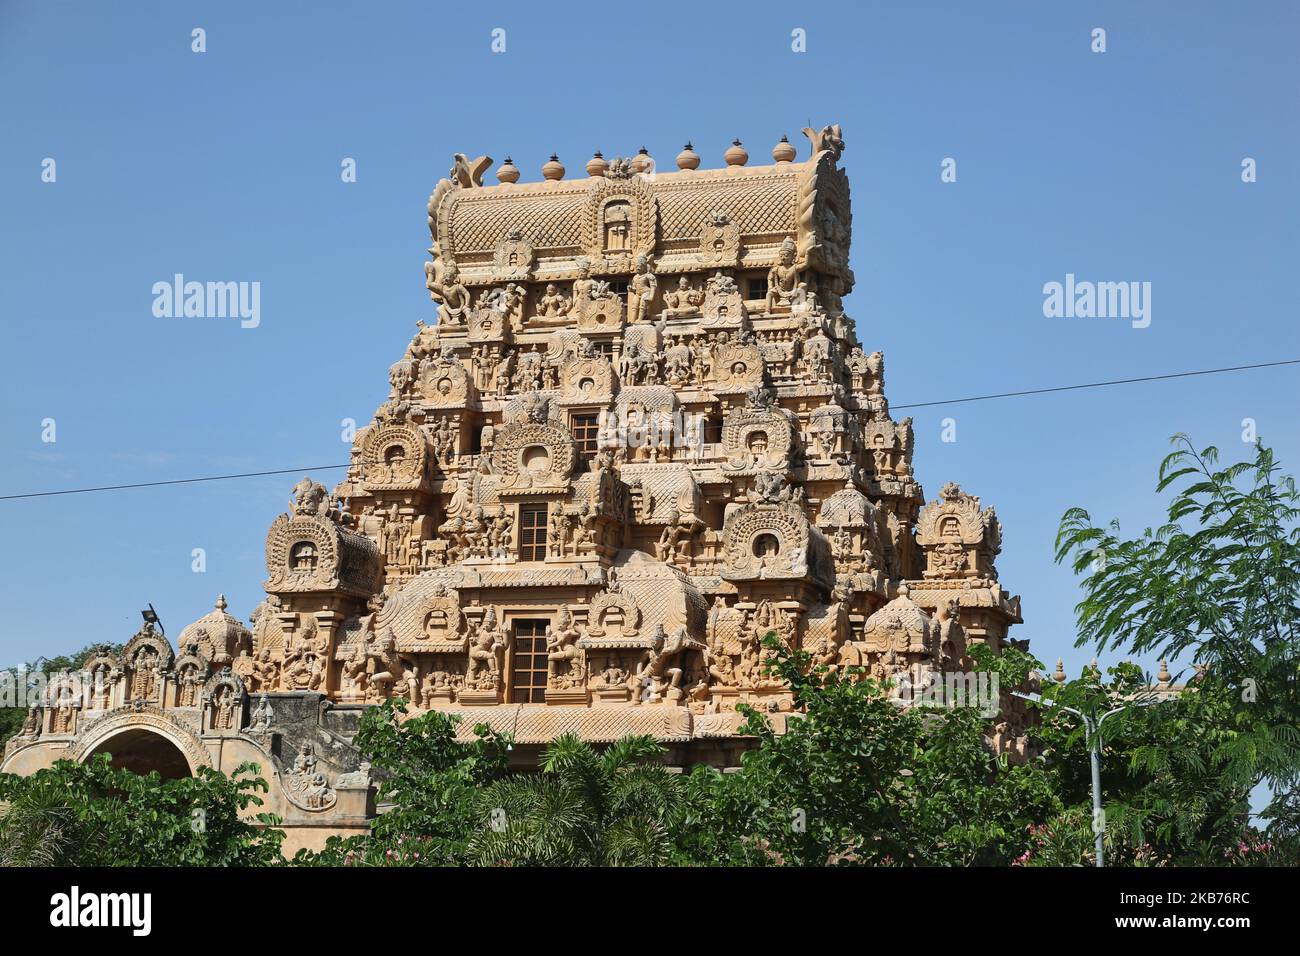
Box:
[418,347,473,407]
[122,623,174,704]
[766,237,800,312]
[546,607,586,691]
[722,386,796,473]
[281,616,330,691]
[361,421,428,490]
[558,349,616,405]
[425,260,472,327]
[492,400,576,493]
[721,500,816,584]
[464,607,506,694]
[701,271,747,327]
[915,482,1002,580]
[697,210,741,268]
[492,229,534,282]
[857,585,938,673]
[283,743,338,812]
[707,335,764,391]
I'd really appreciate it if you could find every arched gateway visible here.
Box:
[86,728,194,779]
[71,711,211,780]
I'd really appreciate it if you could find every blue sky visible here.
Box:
[1,0,1296,680]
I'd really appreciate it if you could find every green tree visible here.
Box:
[1012,659,1267,865]
[0,754,282,866]
[294,698,510,866]
[1055,437,1300,838]
[467,733,688,866]
[682,637,1058,866]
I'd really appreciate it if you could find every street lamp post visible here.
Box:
[1013,690,1168,867]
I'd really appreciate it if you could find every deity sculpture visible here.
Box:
[628,254,658,324]
[766,238,800,312]
[538,283,571,317]
[425,260,471,326]
[663,276,704,317]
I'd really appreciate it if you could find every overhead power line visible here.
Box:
[2,358,1295,502]
[0,466,351,501]
[890,359,1300,410]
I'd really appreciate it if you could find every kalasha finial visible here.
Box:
[496,157,520,184]
[772,134,796,164]
[632,146,653,174]
[676,142,700,171]
[586,151,608,177]
[1157,659,1172,683]
[542,154,565,181]
[215,594,228,612]
[1053,658,1066,683]
[724,138,748,167]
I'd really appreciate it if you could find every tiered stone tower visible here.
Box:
[257,123,1025,744]
[3,126,1027,848]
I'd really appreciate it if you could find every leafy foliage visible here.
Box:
[1055,437,1300,838]
[679,637,1059,866]
[0,754,282,866]
[294,698,509,866]
[468,733,687,866]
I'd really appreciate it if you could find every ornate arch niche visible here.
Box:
[122,626,174,705]
[492,418,576,493]
[361,421,429,491]
[265,514,381,596]
[708,341,765,393]
[584,588,642,641]
[414,584,467,652]
[697,211,741,269]
[582,177,657,266]
[267,517,336,590]
[722,392,796,473]
[81,648,121,711]
[492,230,534,282]
[807,401,851,459]
[202,669,246,734]
[558,352,617,406]
[721,501,811,582]
[418,354,473,407]
[860,588,936,658]
[915,482,1000,580]
[43,673,82,735]
[172,649,207,709]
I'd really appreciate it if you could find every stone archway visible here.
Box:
[70,710,211,780]
[86,728,193,780]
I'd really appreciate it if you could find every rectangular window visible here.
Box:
[703,415,724,444]
[606,279,629,299]
[747,276,769,303]
[518,504,547,561]
[510,619,550,703]
[570,413,600,459]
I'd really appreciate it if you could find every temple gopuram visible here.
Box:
[3,126,1028,850]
